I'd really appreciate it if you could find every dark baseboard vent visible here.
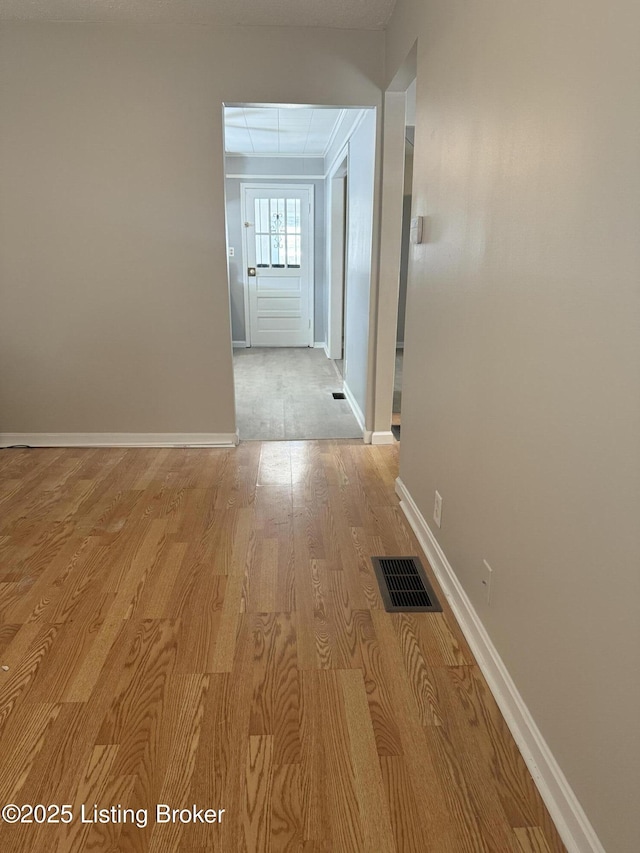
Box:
[332,392,346,400]
[371,556,443,612]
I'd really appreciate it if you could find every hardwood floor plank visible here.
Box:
[391,612,446,727]
[0,623,59,731]
[326,571,363,669]
[138,542,189,620]
[380,754,429,852]
[370,608,468,852]
[258,444,292,487]
[0,622,21,656]
[349,527,385,610]
[25,611,103,703]
[292,515,318,672]
[148,674,210,852]
[243,734,274,853]
[271,763,304,853]
[0,701,61,804]
[316,670,364,851]
[274,528,296,614]
[339,669,396,853]
[79,772,137,852]
[353,610,403,756]
[107,519,169,621]
[249,612,301,765]
[96,619,178,768]
[514,826,553,853]
[55,744,120,852]
[298,669,332,849]
[187,673,235,849]
[63,610,135,703]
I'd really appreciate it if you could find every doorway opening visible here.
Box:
[223,103,376,441]
[392,78,416,441]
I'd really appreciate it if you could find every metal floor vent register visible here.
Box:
[332,392,346,400]
[371,556,443,612]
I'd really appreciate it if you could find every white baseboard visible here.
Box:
[324,343,331,359]
[329,358,343,382]
[371,430,395,445]
[313,341,326,349]
[232,341,248,348]
[343,382,365,433]
[0,433,239,448]
[394,476,606,853]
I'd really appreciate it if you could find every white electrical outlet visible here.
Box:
[228,247,235,257]
[433,491,442,528]
[482,559,493,604]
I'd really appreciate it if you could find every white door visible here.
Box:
[243,185,313,347]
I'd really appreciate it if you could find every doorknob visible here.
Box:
[248,267,256,277]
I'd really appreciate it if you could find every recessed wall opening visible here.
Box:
[392,78,416,442]
[223,103,376,442]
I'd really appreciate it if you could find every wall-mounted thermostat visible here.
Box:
[410,216,424,244]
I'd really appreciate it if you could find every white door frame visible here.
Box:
[240,182,315,347]
[370,90,408,442]
[326,152,348,362]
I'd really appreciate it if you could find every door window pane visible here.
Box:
[253,196,302,268]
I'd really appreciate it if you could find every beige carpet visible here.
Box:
[233,347,362,440]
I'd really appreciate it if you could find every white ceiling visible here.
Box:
[0,0,397,29]
[224,107,346,157]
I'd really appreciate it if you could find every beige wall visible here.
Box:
[0,23,383,434]
[387,2,640,851]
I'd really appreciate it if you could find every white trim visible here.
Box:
[394,476,607,853]
[343,382,365,433]
[328,356,343,382]
[322,109,348,158]
[324,109,369,178]
[226,152,322,159]
[226,173,324,180]
[325,142,349,183]
[371,430,395,445]
[232,340,248,348]
[363,429,373,444]
[240,182,315,348]
[313,341,326,348]
[239,185,252,347]
[0,433,239,448]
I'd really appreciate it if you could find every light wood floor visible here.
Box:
[0,442,565,852]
